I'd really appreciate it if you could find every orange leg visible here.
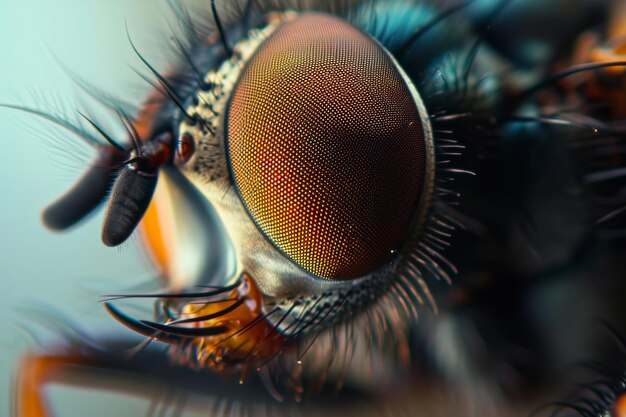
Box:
[16,354,75,417]
[13,351,166,417]
[12,337,282,417]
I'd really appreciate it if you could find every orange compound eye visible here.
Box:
[227,14,431,280]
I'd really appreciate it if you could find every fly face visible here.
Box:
[8,0,626,416]
[128,9,442,372]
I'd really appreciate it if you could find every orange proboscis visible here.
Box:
[171,274,285,373]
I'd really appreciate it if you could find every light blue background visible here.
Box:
[0,1,178,415]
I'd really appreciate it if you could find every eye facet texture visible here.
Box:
[227,14,429,280]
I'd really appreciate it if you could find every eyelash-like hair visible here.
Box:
[96,0,493,396]
[9,0,626,414]
[207,0,537,397]
[1,0,560,350]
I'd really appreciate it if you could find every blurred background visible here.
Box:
[0,1,175,415]
[2,1,626,417]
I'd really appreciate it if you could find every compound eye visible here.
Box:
[227,14,431,280]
